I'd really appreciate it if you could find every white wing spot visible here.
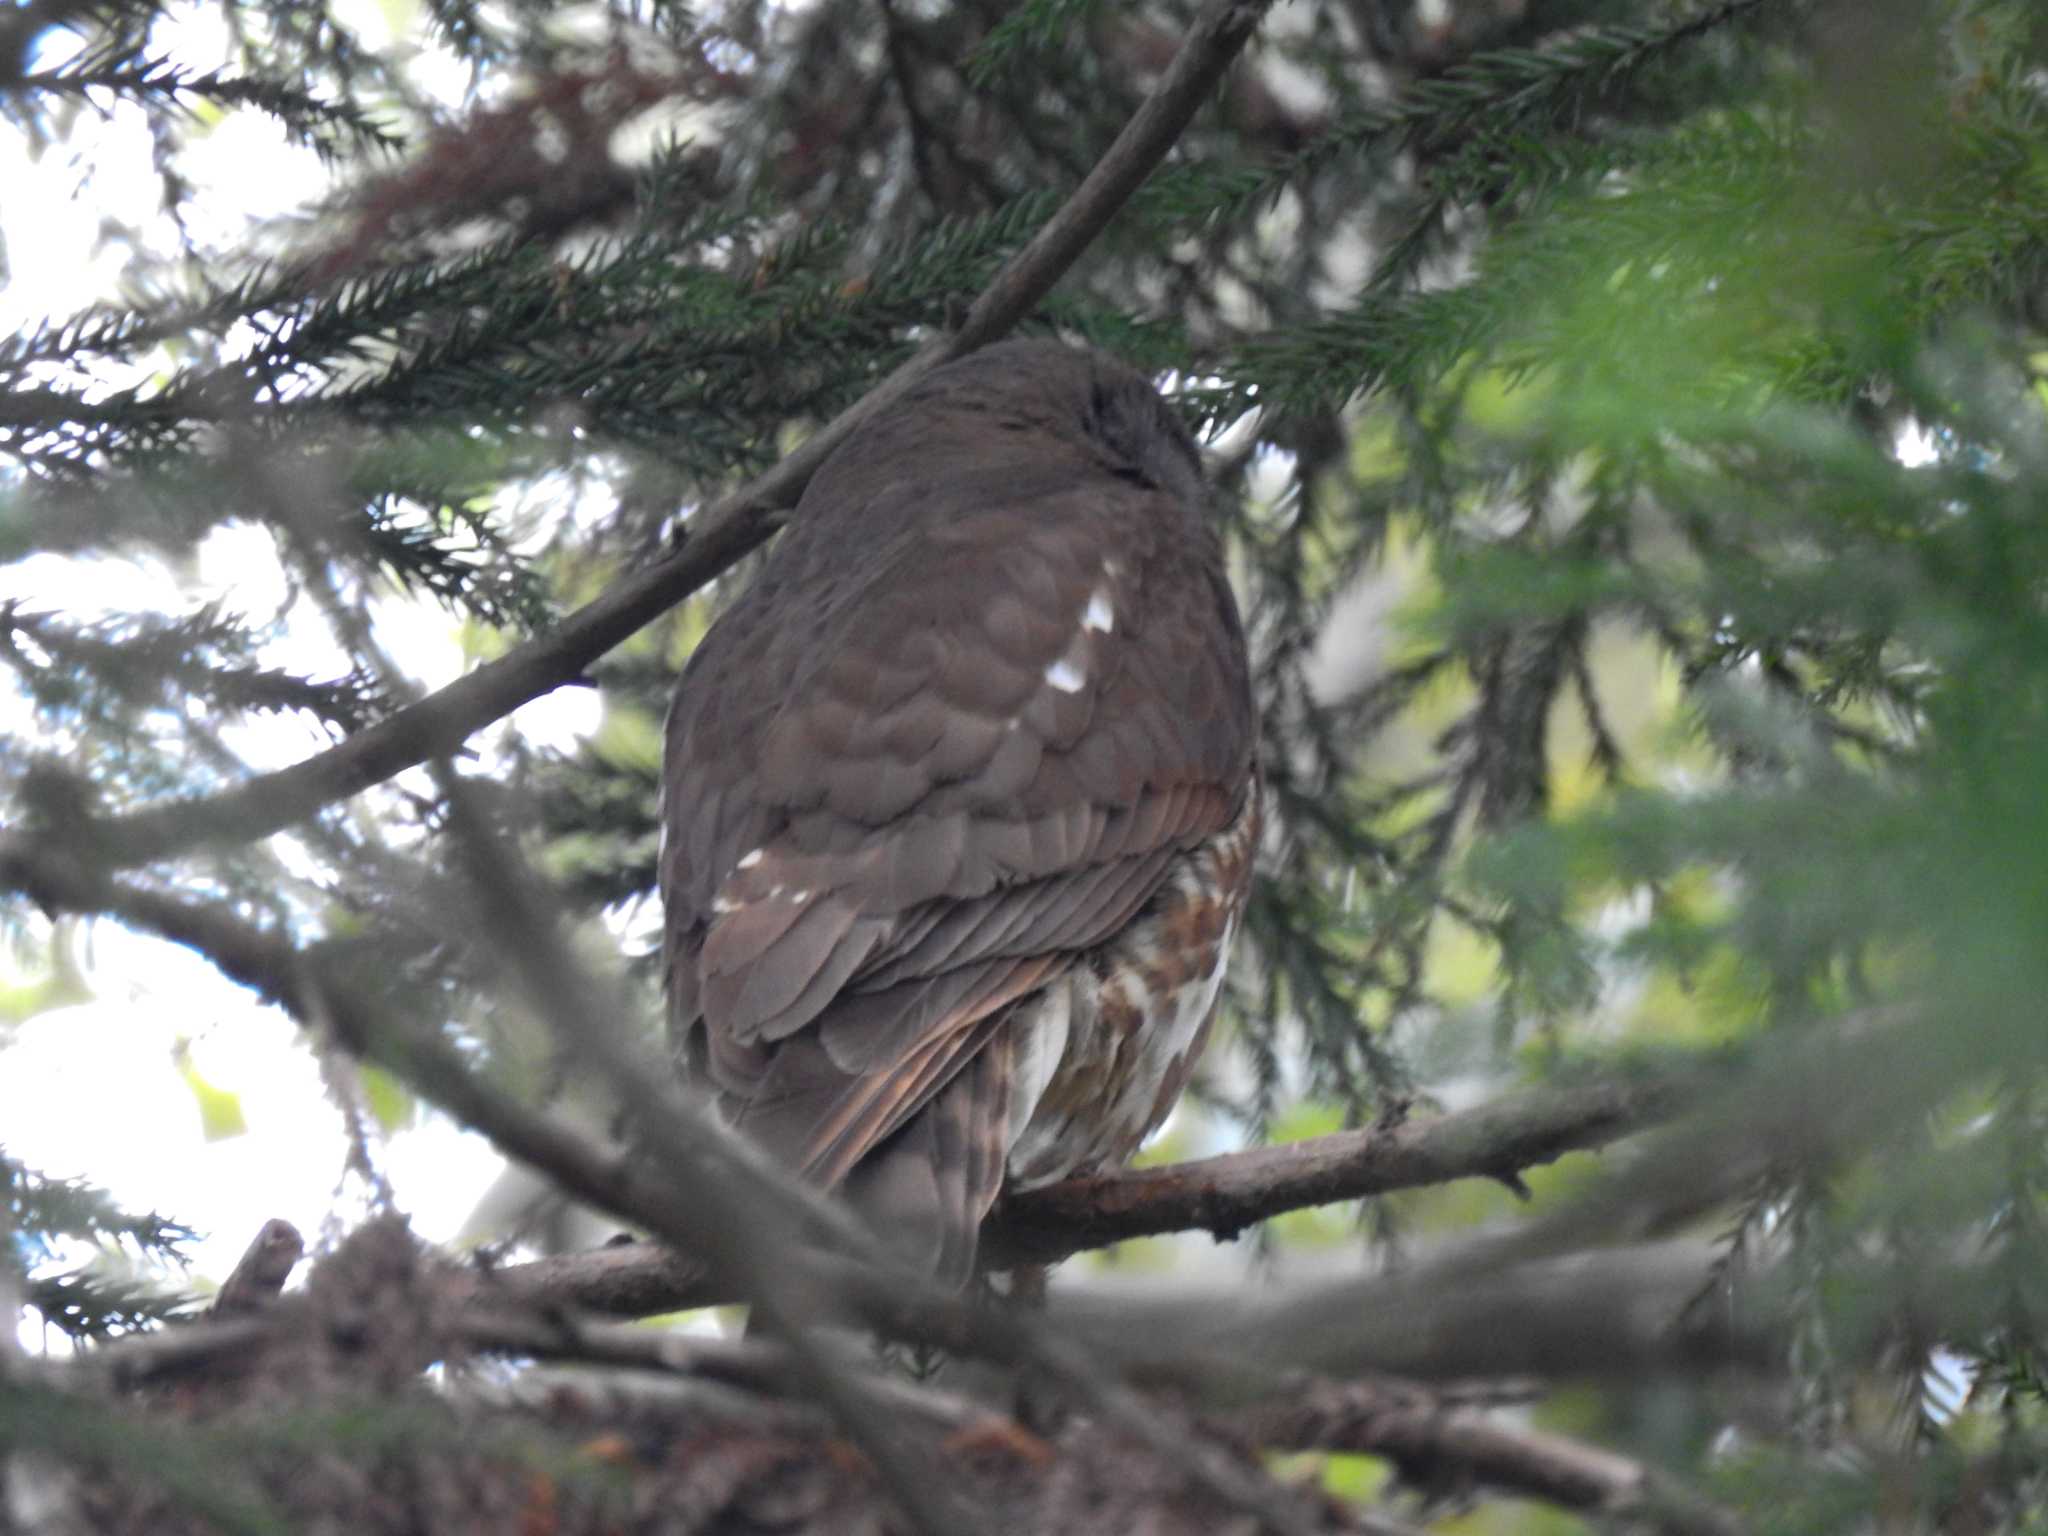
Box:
[787,888,811,904]
[1083,588,1115,633]
[1045,656,1086,693]
[736,847,764,870]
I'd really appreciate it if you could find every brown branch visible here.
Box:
[1243,1377,1747,1536]
[0,0,1277,895]
[25,847,1792,1399]
[454,1308,1013,1440]
[92,1314,277,1389]
[460,1075,1683,1318]
[944,0,1272,351]
[463,1306,1430,1536]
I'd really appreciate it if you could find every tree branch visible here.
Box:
[985,1075,1682,1267]
[94,1278,1748,1535]
[83,1292,1431,1536]
[462,1075,1683,1317]
[0,0,1277,894]
[1241,1377,1746,1536]
[1060,1237,1777,1387]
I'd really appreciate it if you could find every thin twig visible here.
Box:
[987,1074,1683,1267]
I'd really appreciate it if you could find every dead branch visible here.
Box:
[88,1234,1758,1536]
[73,1222,1412,1536]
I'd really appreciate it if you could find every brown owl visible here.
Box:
[662,340,1257,1280]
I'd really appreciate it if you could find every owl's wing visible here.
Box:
[662,463,1252,1266]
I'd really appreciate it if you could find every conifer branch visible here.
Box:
[4,53,402,154]
[1143,0,1787,234]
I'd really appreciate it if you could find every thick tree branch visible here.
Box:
[985,1075,1682,1267]
[463,1075,1684,1317]
[0,0,1276,895]
[81,1287,1425,1536]
[36,849,1923,1403]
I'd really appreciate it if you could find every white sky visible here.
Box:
[0,1,602,1338]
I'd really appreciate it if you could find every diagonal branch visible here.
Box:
[0,0,1278,894]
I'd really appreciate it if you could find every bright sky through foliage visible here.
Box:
[0,1,599,1336]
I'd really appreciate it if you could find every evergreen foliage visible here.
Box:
[4,0,2048,1529]
[7,1155,197,1340]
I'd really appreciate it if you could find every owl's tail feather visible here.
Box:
[839,1027,1014,1287]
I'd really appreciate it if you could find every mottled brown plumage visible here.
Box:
[661,340,1258,1280]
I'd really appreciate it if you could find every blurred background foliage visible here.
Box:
[4,0,2048,1528]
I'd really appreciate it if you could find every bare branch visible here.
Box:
[986,1076,1683,1268]
[1243,1377,1747,1536]
[29,848,1918,1408]
[462,1075,1685,1317]
[93,1293,1745,1534]
[82,1291,1423,1536]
